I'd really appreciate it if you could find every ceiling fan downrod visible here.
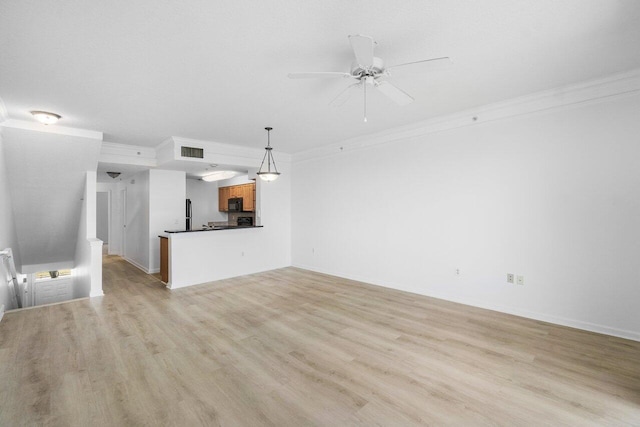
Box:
[363,79,367,122]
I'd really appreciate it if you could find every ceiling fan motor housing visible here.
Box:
[351,57,385,81]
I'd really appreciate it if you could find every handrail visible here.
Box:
[1,248,22,309]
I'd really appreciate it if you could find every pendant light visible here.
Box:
[257,127,280,182]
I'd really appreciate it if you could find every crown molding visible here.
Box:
[293,67,640,163]
[0,119,103,140]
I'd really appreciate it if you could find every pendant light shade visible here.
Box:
[257,127,280,182]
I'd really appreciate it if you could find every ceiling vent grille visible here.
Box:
[181,146,204,159]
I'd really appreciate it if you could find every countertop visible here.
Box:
[163,225,263,234]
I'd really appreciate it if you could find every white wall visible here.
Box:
[148,169,185,273]
[96,192,109,243]
[0,128,21,312]
[73,171,102,298]
[124,170,150,271]
[292,93,640,341]
[219,174,253,187]
[1,126,102,270]
[186,179,226,227]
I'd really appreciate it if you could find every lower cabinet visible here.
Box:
[160,236,169,283]
[35,278,72,306]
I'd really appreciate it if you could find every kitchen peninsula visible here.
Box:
[159,225,266,289]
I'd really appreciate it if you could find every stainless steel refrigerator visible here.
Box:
[186,199,192,230]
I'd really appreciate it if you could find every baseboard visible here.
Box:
[90,290,104,298]
[0,304,4,322]
[292,263,640,343]
[124,257,151,274]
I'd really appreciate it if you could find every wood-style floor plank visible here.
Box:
[1,255,639,426]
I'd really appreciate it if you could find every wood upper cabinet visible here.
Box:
[218,182,255,212]
[242,184,255,212]
[218,186,230,212]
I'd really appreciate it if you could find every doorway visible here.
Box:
[96,191,110,254]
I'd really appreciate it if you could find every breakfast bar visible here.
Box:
[159,225,265,289]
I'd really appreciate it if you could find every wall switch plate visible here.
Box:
[517,275,524,285]
[507,273,514,284]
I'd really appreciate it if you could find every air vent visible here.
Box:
[181,146,204,159]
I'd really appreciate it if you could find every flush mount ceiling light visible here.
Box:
[106,172,121,179]
[30,110,61,125]
[257,127,280,182]
[201,170,239,182]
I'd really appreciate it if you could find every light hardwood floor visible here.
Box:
[1,256,639,426]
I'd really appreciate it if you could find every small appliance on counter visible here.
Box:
[228,197,243,212]
[237,216,253,227]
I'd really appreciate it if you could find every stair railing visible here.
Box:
[0,248,22,309]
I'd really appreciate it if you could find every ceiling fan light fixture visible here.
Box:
[257,127,280,182]
[30,110,61,125]
[288,35,450,122]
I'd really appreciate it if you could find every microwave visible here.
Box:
[228,197,243,212]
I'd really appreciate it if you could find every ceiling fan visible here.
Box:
[288,35,451,122]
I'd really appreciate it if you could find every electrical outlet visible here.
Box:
[456,268,460,275]
[507,273,514,284]
[517,275,524,285]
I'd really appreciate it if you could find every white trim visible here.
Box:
[293,67,640,163]
[0,119,103,140]
[124,257,151,274]
[90,290,104,298]
[0,304,4,322]
[292,264,640,343]
[0,95,7,123]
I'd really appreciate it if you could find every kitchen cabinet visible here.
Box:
[218,186,230,212]
[160,236,168,282]
[241,184,254,211]
[218,182,255,212]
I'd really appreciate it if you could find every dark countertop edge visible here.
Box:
[162,225,264,234]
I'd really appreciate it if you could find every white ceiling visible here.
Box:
[1,1,640,154]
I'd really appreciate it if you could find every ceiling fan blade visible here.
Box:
[386,57,452,74]
[375,81,414,106]
[329,82,361,107]
[288,72,352,79]
[348,35,375,68]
